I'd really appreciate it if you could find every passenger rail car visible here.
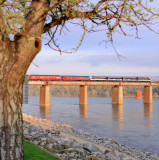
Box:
[136,77,150,82]
[89,76,109,81]
[62,76,90,81]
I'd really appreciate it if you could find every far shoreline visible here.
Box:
[27,95,159,98]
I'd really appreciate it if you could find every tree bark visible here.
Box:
[0,23,42,160]
[0,80,24,160]
[0,38,24,159]
[0,35,42,160]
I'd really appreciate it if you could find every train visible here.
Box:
[28,75,150,82]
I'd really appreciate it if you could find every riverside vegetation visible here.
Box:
[29,85,159,98]
[24,140,60,160]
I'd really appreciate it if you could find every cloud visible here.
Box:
[27,52,159,76]
[27,19,159,77]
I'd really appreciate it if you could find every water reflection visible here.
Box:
[143,104,153,134]
[79,104,88,118]
[39,105,51,119]
[144,104,153,120]
[112,104,124,129]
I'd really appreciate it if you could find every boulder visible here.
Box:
[83,142,102,153]
[105,150,120,160]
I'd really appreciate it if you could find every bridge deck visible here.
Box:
[28,80,159,86]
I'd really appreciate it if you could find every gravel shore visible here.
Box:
[23,113,159,160]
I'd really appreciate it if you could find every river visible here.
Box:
[23,96,159,155]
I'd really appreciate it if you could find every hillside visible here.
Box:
[28,85,159,98]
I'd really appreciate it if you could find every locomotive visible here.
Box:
[28,75,150,82]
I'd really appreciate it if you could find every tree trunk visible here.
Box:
[0,0,49,159]
[0,34,25,159]
[0,35,42,160]
[0,80,24,160]
[0,41,24,159]
[0,42,24,159]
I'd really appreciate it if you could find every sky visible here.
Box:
[27,2,159,77]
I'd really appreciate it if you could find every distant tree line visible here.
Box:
[28,85,159,98]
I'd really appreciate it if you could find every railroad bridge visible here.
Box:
[26,80,159,107]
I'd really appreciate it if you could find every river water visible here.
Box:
[23,96,159,155]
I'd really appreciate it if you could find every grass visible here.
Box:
[24,140,60,160]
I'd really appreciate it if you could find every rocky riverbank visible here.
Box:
[23,114,159,160]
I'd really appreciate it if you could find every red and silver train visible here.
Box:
[28,75,150,82]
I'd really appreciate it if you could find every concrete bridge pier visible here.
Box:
[144,86,152,104]
[79,85,88,105]
[112,85,123,105]
[40,85,51,107]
